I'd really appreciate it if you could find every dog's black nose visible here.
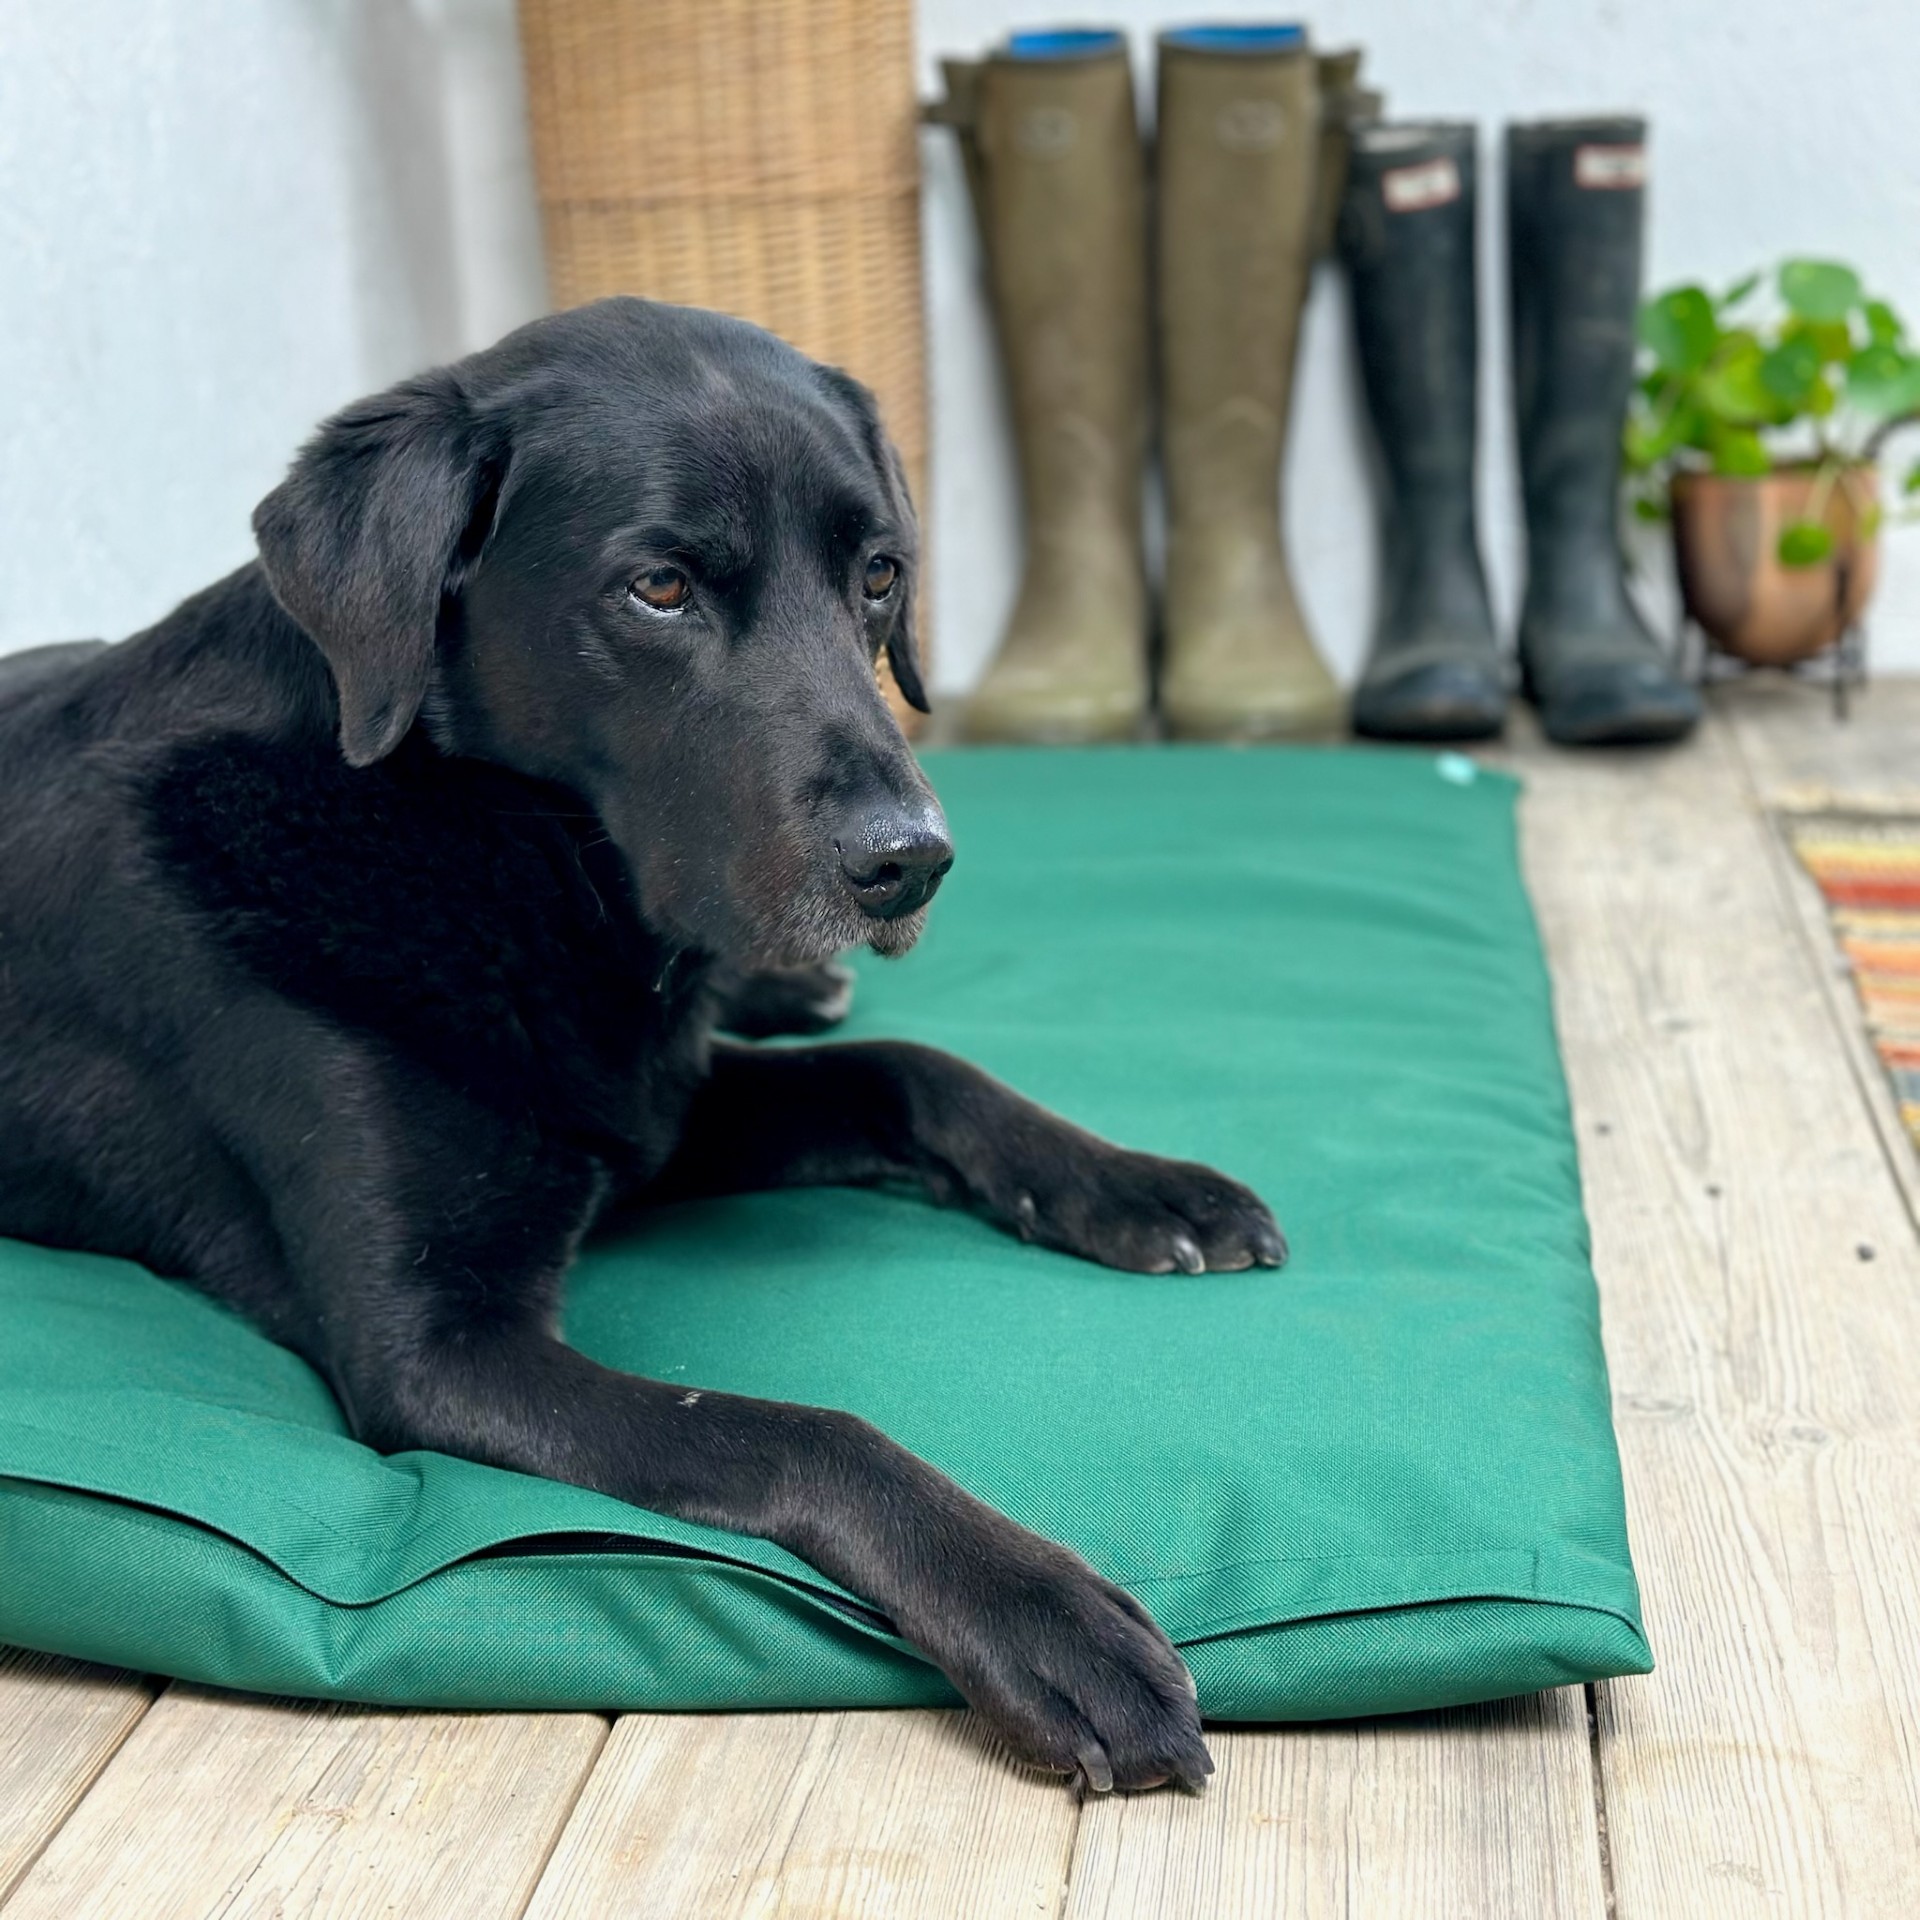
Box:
[836,810,954,920]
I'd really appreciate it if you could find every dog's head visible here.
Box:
[252,298,949,967]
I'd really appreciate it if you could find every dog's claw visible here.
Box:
[1253,1224,1289,1269]
[990,1142,1282,1284]
[1013,1192,1038,1242]
[1077,1742,1115,1795]
[929,1529,1210,1797]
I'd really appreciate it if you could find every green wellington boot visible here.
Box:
[1155,25,1345,742]
[1508,117,1701,746]
[928,33,1150,743]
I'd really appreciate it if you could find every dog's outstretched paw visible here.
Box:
[996,1147,1286,1276]
[924,1539,1212,1794]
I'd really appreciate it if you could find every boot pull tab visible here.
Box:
[920,57,983,133]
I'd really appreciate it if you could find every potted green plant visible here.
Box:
[1625,260,1920,667]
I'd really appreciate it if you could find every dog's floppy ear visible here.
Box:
[253,369,504,766]
[819,367,929,715]
[873,434,929,715]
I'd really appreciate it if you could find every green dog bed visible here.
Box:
[0,747,1649,1719]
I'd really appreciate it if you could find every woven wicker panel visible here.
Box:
[517,0,930,707]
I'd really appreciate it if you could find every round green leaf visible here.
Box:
[1777,521,1834,566]
[1864,299,1906,347]
[1671,399,1712,452]
[1709,424,1771,476]
[1623,420,1660,469]
[1780,259,1862,322]
[1846,343,1920,418]
[1760,337,1824,406]
[1781,316,1854,364]
[1623,397,1706,470]
[1638,287,1718,374]
[1700,346,1775,426]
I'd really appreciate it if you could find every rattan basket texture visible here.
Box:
[517,0,927,517]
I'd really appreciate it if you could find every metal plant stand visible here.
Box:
[1684,620,1870,721]
[1679,552,1872,721]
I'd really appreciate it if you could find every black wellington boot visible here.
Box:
[1507,117,1700,745]
[1341,124,1507,741]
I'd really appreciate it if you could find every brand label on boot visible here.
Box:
[1215,99,1286,152]
[1574,143,1647,189]
[1016,107,1078,159]
[1381,155,1461,212]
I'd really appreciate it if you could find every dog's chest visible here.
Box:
[144,731,696,1152]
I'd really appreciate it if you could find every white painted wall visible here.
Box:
[0,0,545,655]
[5,0,1919,685]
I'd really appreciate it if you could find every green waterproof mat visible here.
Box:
[0,747,1650,1718]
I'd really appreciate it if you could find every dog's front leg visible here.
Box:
[263,1076,1208,1793]
[649,1040,1286,1275]
[319,1224,1207,1789]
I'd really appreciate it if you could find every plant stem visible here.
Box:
[1864,407,1920,456]
[1806,457,1841,524]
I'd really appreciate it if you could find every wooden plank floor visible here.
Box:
[4,684,1918,1917]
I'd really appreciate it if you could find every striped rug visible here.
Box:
[1787,814,1920,1155]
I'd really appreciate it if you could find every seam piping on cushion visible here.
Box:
[0,1412,865,1605]
[0,1472,1643,1661]
[0,1471,903,1639]
[1167,1592,1653,1656]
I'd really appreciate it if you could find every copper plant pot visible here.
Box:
[1670,465,1880,667]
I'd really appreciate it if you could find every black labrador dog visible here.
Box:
[0,299,1284,1794]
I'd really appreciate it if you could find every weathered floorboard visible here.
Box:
[1717,672,1920,812]
[1510,705,1920,1915]
[0,1650,157,1906]
[1721,673,1920,1227]
[1062,1691,1607,1920]
[2,1685,607,1920]
[524,1708,1080,1920]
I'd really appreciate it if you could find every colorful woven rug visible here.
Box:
[1787,814,1920,1154]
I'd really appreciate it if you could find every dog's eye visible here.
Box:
[863,556,899,601]
[629,566,691,612]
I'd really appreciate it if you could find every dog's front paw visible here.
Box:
[997,1146,1286,1275]
[920,1537,1212,1793]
